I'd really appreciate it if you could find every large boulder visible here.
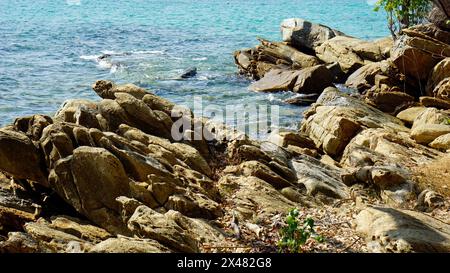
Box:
[429,133,450,150]
[54,99,98,124]
[0,216,113,253]
[49,147,131,234]
[345,60,395,91]
[412,107,450,129]
[14,114,53,141]
[341,128,441,170]
[433,78,450,100]
[90,237,171,253]
[364,90,416,114]
[420,96,450,110]
[292,65,334,94]
[396,107,427,126]
[218,174,296,221]
[300,87,408,157]
[255,38,320,69]
[234,39,320,80]
[114,92,173,139]
[411,124,450,144]
[428,2,450,31]
[355,207,450,252]
[267,130,316,150]
[404,24,450,45]
[426,58,450,98]
[0,128,48,185]
[390,34,450,83]
[315,36,389,75]
[125,204,199,253]
[280,18,345,51]
[249,65,333,94]
[249,69,300,92]
[291,155,348,199]
[92,80,150,100]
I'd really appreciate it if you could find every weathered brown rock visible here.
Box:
[90,237,171,253]
[342,128,441,168]
[228,160,292,189]
[345,60,395,91]
[429,133,450,150]
[292,65,334,94]
[49,146,131,234]
[372,37,394,58]
[142,93,176,116]
[396,107,427,126]
[92,80,150,100]
[23,218,94,252]
[0,232,50,253]
[126,204,199,252]
[249,65,333,94]
[300,87,407,157]
[315,36,388,74]
[412,107,450,129]
[428,3,450,31]
[426,58,450,97]
[256,38,320,69]
[355,207,450,252]
[365,90,415,114]
[411,124,450,144]
[283,94,319,106]
[291,155,348,199]
[280,18,345,51]
[390,34,450,83]
[433,78,450,100]
[114,92,173,139]
[420,96,450,110]
[14,115,53,141]
[404,24,450,45]
[249,69,300,92]
[267,130,316,150]
[234,39,321,80]
[0,128,48,185]
[218,174,295,221]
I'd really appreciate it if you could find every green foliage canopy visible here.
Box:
[374,0,432,38]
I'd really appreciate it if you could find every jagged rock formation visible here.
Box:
[0,79,448,253]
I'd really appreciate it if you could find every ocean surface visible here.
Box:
[0,0,389,137]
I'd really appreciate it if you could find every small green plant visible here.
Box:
[443,118,450,125]
[278,208,324,253]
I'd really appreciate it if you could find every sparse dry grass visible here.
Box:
[413,154,450,198]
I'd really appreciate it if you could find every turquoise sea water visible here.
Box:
[0,0,389,133]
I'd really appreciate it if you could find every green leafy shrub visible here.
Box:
[374,0,432,38]
[278,208,324,253]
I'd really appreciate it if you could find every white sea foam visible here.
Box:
[101,50,126,56]
[110,64,119,73]
[192,57,207,61]
[97,59,113,69]
[267,94,285,103]
[132,50,165,55]
[79,55,100,60]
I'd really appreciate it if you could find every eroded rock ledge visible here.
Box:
[235,13,450,115]
[0,78,448,253]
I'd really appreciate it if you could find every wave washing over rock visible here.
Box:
[1,3,450,254]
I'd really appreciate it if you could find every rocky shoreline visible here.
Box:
[1,10,450,253]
